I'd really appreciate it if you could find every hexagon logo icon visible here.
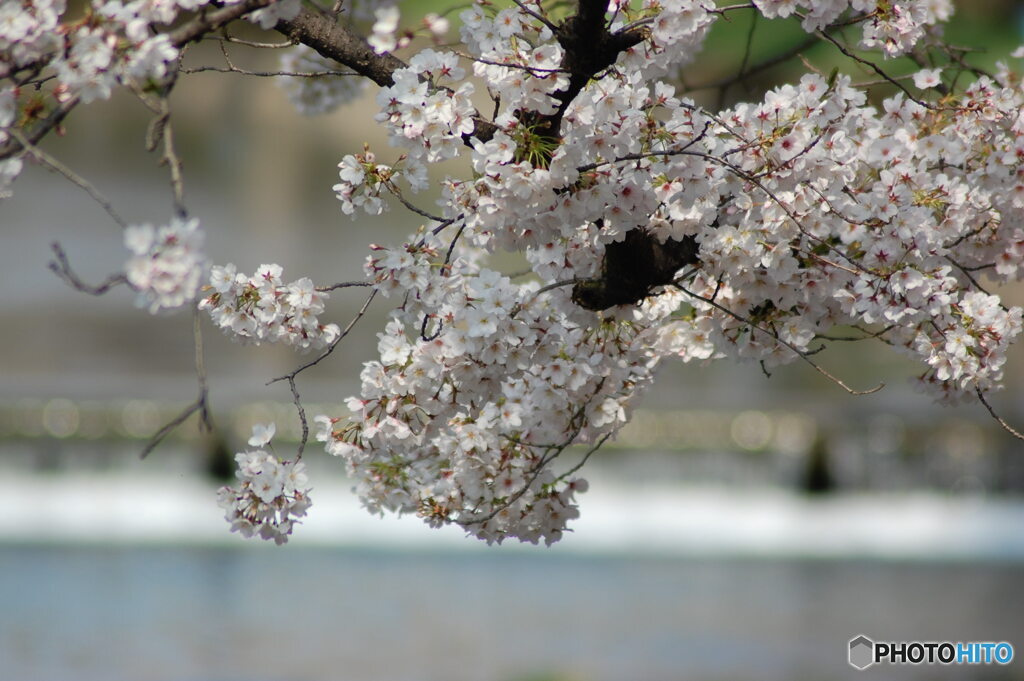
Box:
[849,635,875,670]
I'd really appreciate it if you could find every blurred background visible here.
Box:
[2,2,1024,680]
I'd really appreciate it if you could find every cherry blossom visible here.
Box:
[217,424,312,545]
[199,263,341,352]
[124,217,206,313]
[3,0,1022,546]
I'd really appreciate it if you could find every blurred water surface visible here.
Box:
[2,543,1023,681]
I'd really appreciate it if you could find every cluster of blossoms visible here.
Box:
[0,0,308,197]
[199,263,341,352]
[304,0,1024,544]
[4,0,1024,546]
[459,5,569,117]
[313,233,606,544]
[373,48,476,174]
[1,0,181,105]
[124,217,206,313]
[332,147,426,216]
[217,424,312,545]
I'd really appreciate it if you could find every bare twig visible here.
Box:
[267,288,377,454]
[287,375,309,458]
[946,256,992,296]
[815,28,936,109]
[141,308,213,458]
[139,401,203,459]
[269,288,378,387]
[976,389,1024,442]
[512,278,577,315]
[675,280,884,396]
[316,280,372,291]
[169,0,277,47]
[815,324,895,343]
[211,34,297,49]
[181,65,358,78]
[556,431,613,483]
[451,50,569,76]
[49,242,129,295]
[691,34,819,92]
[386,184,448,223]
[141,95,188,218]
[9,128,128,229]
[511,0,559,33]
[706,2,758,15]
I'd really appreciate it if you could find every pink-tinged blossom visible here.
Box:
[199,264,341,352]
[124,217,206,313]
[217,424,312,545]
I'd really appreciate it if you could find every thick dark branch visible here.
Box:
[275,7,406,87]
[529,1,648,139]
[275,7,498,141]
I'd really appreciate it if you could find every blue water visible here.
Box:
[2,544,1022,681]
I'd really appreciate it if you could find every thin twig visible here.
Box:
[49,242,129,295]
[691,34,819,92]
[287,375,309,458]
[706,2,757,15]
[266,288,377,456]
[211,34,297,49]
[512,278,577,315]
[510,0,559,33]
[0,97,78,162]
[387,185,448,223]
[141,307,212,458]
[181,65,358,78]
[463,380,607,527]
[675,280,884,396]
[192,306,210,429]
[815,323,895,343]
[316,280,372,291]
[575,119,712,174]
[946,256,992,296]
[976,389,1024,441]
[556,431,613,483]
[451,50,569,76]
[139,401,202,459]
[268,288,378,387]
[9,129,128,229]
[815,28,936,109]
[142,95,188,218]
[717,8,759,108]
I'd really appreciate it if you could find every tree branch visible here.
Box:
[169,0,277,48]
[976,389,1024,442]
[49,242,128,295]
[544,0,649,135]
[275,6,406,87]
[274,6,498,142]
